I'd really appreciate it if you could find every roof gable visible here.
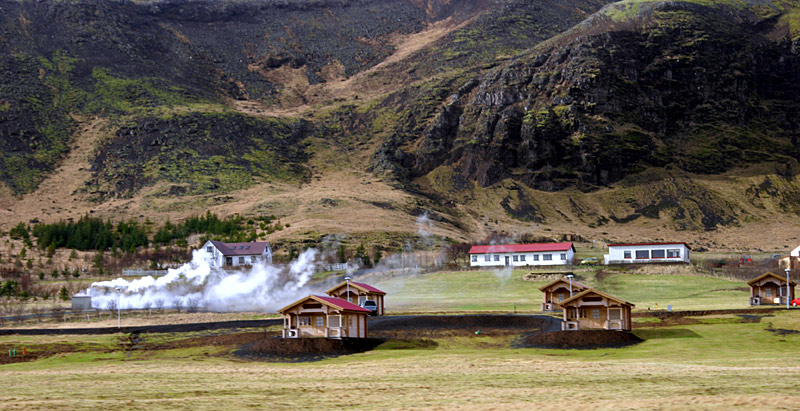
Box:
[608,242,691,250]
[747,272,796,286]
[469,242,574,254]
[560,288,635,307]
[208,240,270,256]
[538,277,590,292]
[326,280,386,295]
[277,294,370,314]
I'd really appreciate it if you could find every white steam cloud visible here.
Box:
[88,248,321,312]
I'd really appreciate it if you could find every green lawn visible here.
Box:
[376,269,751,313]
[2,311,800,410]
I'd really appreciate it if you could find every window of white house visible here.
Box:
[667,249,680,258]
[316,316,325,327]
[250,256,256,264]
[513,255,519,262]
[652,250,666,258]
[635,250,649,259]
[533,255,540,261]
[471,255,477,262]
[543,254,553,261]
[494,255,500,262]
[485,255,491,262]
[206,246,213,253]
[624,250,632,259]
[560,253,567,260]
[592,309,600,319]
[238,257,245,264]
[520,255,526,261]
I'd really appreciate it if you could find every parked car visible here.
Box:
[360,300,378,315]
[580,257,599,266]
[792,298,800,307]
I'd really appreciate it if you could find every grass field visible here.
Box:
[2,268,797,409]
[2,310,800,410]
[377,268,752,313]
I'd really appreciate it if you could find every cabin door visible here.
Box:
[504,256,510,266]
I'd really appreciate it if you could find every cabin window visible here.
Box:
[583,296,602,302]
[494,255,500,262]
[667,249,680,258]
[298,316,312,326]
[560,253,566,260]
[520,255,526,261]
[624,250,632,259]
[579,309,587,318]
[533,255,539,261]
[765,288,772,297]
[329,316,340,327]
[358,296,366,304]
[609,309,621,320]
[592,309,600,319]
[302,303,322,309]
[513,255,519,262]
[472,255,477,262]
[206,246,212,253]
[557,294,565,302]
[652,250,666,259]
[316,316,325,327]
[635,250,650,259]
[543,254,553,261]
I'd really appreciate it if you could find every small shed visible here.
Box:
[747,272,796,305]
[325,281,386,315]
[538,277,589,312]
[560,288,634,331]
[71,292,92,310]
[277,295,370,338]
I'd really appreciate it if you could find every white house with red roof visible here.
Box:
[604,242,690,265]
[201,240,273,267]
[468,242,575,267]
[277,295,371,338]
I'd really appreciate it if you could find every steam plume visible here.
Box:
[88,248,321,312]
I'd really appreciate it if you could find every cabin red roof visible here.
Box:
[607,242,691,250]
[313,295,371,312]
[351,281,386,295]
[468,242,574,254]
[208,240,270,256]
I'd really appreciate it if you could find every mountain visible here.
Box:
[2,0,800,251]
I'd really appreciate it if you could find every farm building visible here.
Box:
[71,292,92,310]
[326,280,386,315]
[560,289,634,331]
[468,242,575,267]
[747,272,796,305]
[539,277,589,312]
[604,242,690,265]
[779,245,800,270]
[200,240,272,267]
[277,295,370,338]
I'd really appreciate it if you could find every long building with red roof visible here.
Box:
[468,242,575,267]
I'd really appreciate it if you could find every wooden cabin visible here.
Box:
[560,289,634,331]
[326,281,386,315]
[538,277,589,311]
[277,295,370,338]
[747,272,796,305]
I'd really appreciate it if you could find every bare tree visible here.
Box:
[186,297,201,313]
[106,300,118,317]
[142,300,152,316]
[154,298,165,313]
[171,297,183,313]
